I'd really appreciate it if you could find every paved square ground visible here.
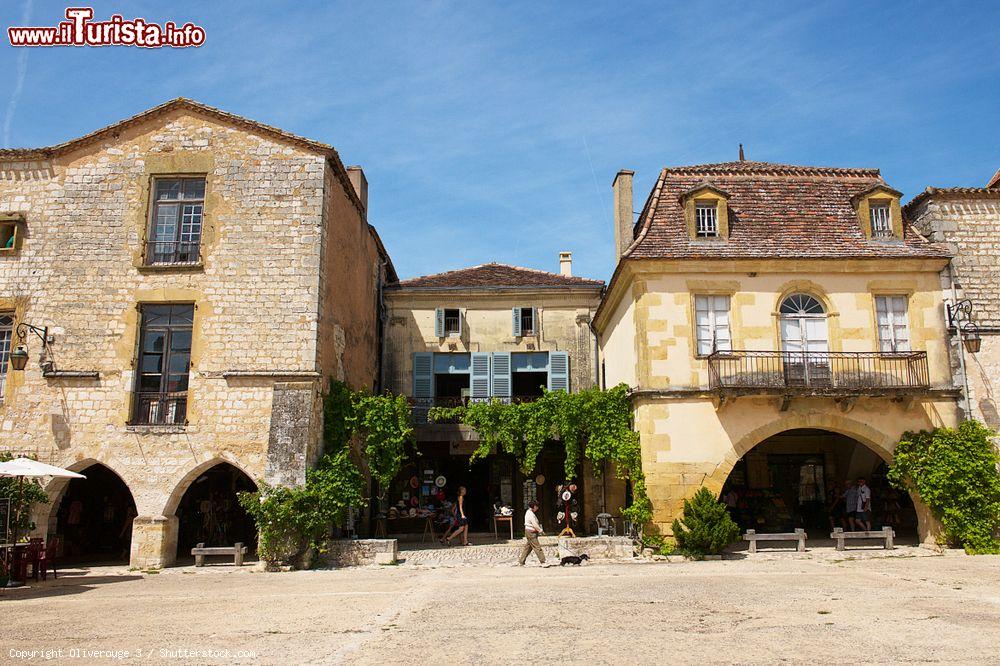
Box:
[3,552,1000,664]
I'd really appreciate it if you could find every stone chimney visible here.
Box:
[346,165,368,217]
[613,170,635,260]
[559,251,572,277]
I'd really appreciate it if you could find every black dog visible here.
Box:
[559,554,590,566]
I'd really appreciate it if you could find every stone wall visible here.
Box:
[909,196,1000,428]
[0,105,383,567]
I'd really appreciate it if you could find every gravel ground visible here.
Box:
[2,552,1000,664]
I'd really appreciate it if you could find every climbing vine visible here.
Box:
[239,381,414,567]
[429,383,651,526]
[888,420,1000,554]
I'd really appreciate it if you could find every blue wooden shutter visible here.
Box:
[434,308,445,337]
[491,352,511,398]
[529,307,537,335]
[512,307,522,337]
[412,352,433,398]
[548,351,569,392]
[471,352,491,399]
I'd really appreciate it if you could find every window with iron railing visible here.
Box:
[132,304,193,425]
[145,177,205,265]
[695,203,719,237]
[869,204,892,238]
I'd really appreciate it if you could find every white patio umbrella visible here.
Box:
[1,458,85,557]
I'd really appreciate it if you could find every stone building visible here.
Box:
[0,99,394,567]
[381,258,626,535]
[905,171,1000,431]
[594,161,962,543]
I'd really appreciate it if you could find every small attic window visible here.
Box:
[869,203,892,238]
[695,202,718,237]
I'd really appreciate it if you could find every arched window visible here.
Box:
[779,293,830,386]
[779,294,825,316]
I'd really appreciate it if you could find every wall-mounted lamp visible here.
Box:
[946,299,981,354]
[10,322,52,372]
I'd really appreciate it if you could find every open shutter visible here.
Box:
[529,307,538,335]
[548,351,570,392]
[491,352,511,399]
[412,353,433,398]
[512,307,522,337]
[434,308,445,337]
[471,352,491,399]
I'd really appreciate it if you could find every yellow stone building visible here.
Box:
[594,161,962,543]
[381,259,626,535]
[0,99,393,566]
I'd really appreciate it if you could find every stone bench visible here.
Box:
[744,529,807,553]
[191,542,247,566]
[831,527,894,551]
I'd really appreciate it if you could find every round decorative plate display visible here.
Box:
[535,475,545,485]
[435,475,447,488]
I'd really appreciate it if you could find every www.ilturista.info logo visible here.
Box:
[8,7,205,48]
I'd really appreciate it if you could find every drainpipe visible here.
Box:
[947,262,972,421]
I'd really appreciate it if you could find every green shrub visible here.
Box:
[888,420,1000,554]
[671,487,740,558]
[239,381,413,568]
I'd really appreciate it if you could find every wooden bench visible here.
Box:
[191,542,247,566]
[744,528,807,553]
[830,527,894,551]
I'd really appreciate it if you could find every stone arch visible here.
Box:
[772,280,837,316]
[162,455,256,518]
[41,459,139,562]
[706,413,934,543]
[165,456,258,559]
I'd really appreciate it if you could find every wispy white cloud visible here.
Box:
[3,0,33,148]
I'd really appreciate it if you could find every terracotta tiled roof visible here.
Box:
[390,263,604,290]
[625,161,950,261]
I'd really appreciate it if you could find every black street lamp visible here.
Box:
[946,299,981,354]
[10,322,50,372]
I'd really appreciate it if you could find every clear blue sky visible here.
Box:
[3,1,998,281]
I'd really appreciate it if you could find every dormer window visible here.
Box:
[870,203,892,238]
[680,182,730,241]
[695,203,719,237]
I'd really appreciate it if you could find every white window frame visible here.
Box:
[869,203,892,238]
[0,313,14,399]
[875,295,910,353]
[694,295,731,356]
[695,203,719,237]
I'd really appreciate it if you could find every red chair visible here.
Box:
[24,540,44,581]
[38,537,59,581]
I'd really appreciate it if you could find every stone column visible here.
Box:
[130,515,179,568]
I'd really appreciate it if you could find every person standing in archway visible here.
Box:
[843,480,860,531]
[855,478,872,531]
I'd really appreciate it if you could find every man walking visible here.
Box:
[843,479,859,530]
[519,500,547,566]
[855,477,872,531]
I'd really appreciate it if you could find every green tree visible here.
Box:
[671,487,740,558]
[888,421,1000,554]
[428,383,652,528]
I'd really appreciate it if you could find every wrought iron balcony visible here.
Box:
[707,350,930,394]
[131,391,188,425]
